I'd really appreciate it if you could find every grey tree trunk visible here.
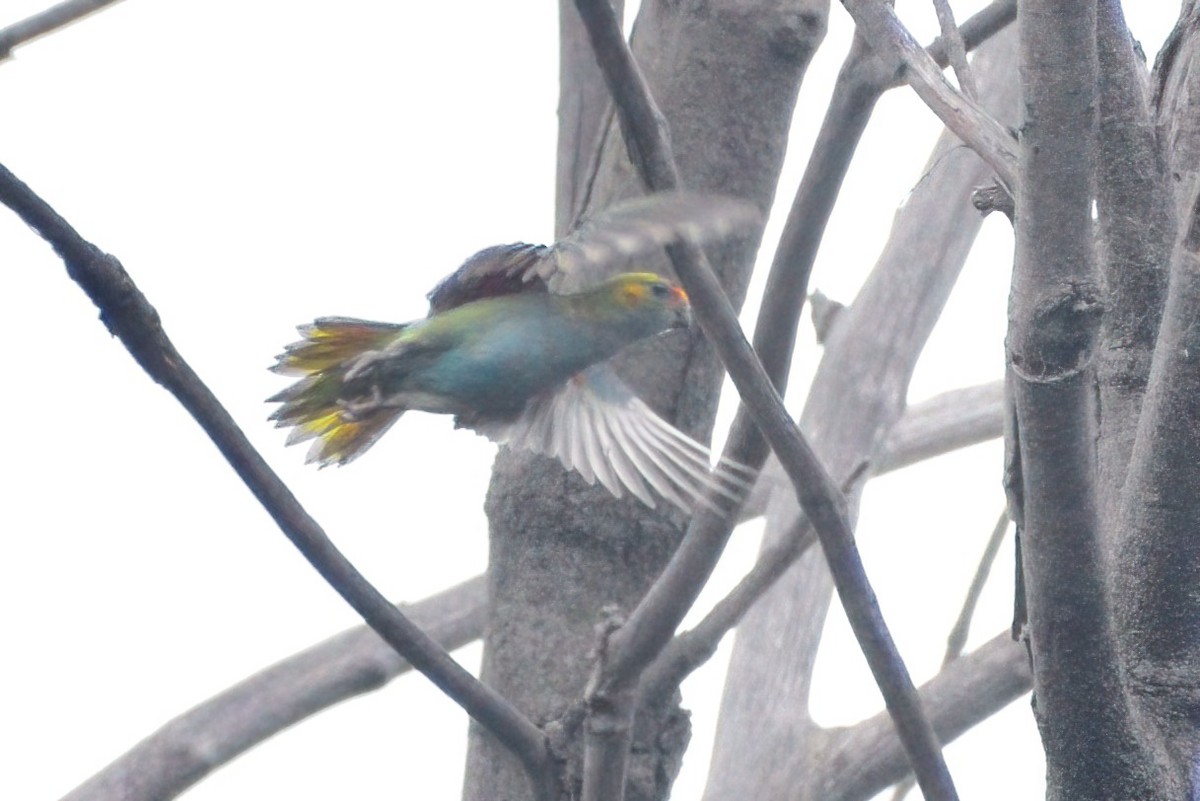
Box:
[463,2,828,799]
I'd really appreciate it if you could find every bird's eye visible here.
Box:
[651,283,671,299]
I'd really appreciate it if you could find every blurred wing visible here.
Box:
[480,365,755,513]
[548,191,762,292]
[424,192,762,313]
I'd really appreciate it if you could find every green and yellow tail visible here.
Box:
[268,317,407,467]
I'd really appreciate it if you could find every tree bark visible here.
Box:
[1093,0,1172,534]
[1108,3,1200,790]
[1010,3,1164,798]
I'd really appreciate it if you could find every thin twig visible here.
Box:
[930,0,977,99]
[890,508,1009,801]
[0,0,124,60]
[62,577,487,801]
[0,162,556,801]
[841,0,1018,189]
[571,2,959,800]
[944,509,1009,661]
[755,25,879,384]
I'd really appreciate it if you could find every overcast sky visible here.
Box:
[1,3,1181,800]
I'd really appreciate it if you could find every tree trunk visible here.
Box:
[462,2,828,799]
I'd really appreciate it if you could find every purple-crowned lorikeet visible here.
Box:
[268,192,758,512]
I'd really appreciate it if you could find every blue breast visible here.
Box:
[401,294,617,415]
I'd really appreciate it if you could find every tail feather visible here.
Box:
[271,316,408,376]
[306,413,401,467]
[268,317,408,467]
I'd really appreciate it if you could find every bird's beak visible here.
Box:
[669,284,691,329]
[672,303,692,329]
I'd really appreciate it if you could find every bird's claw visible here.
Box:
[344,349,385,383]
[337,385,385,422]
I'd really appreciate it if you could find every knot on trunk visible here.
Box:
[1009,281,1104,382]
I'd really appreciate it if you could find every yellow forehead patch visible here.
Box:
[620,281,649,306]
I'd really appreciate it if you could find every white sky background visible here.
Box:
[0,2,1180,800]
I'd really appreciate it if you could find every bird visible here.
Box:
[268,191,760,512]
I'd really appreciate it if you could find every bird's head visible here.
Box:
[599,272,692,337]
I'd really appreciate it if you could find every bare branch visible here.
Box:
[733,1,1016,526]
[930,0,977,99]
[62,577,486,801]
[725,0,1018,520]
[571,2,959,799]
[0,162,556,801]
[637,508,814,704]
[704,30,1018,801]
[1107,5,1200,791]
[841,0,1018,188]
[1152,0,1200,219]
[0,0,123,61]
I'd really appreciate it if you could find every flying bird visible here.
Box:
[269,192,760,512]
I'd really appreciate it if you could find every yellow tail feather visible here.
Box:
[271,316,407,376]
[268,317,408,466]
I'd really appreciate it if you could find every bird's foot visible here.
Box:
[337,385,385,421]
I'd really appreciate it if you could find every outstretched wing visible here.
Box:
[424,191,761,313]
[549,192,761,292]
[472,365,755,513]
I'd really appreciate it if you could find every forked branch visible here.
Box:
[841,0,1018,188]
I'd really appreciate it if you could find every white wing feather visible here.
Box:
[482,366,753,513]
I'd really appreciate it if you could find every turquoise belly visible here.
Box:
[398,296,615,415]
